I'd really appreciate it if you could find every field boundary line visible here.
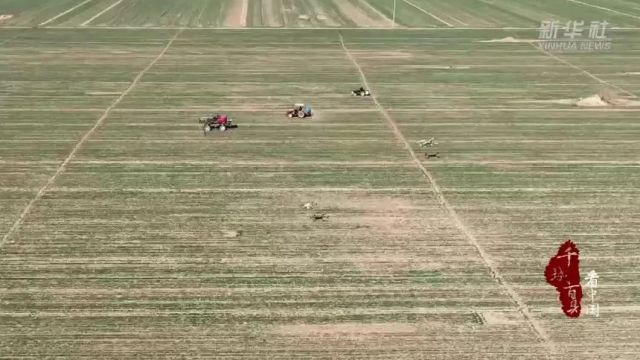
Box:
[53,159,640,165]
[532,43,638,98]
[431,160,640,165]
[564,0,640,20]
[5,25,640,30]
[4,305,640,318]
[81,0,124,26]
[0,160,418,166]
[62,139,640,144]
[338,32,555,356]
[6,107,640,113]
[0,29,184,249]
[47,187,431,193]
[402,0,453,27]
[5,159,635,166]
[43,186,640,193]
[28,26,542,30]
[68,160,415,165]
[105,107,640,112]
[38,0,94,26]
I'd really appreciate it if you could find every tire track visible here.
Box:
[532,43,638,98]
[81,0,124,26]
[564,0,640,20]
[0,29,184,249]
[39,0,94,26]
[338,31,556,356]
[402,0,453,27]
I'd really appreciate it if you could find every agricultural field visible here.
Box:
[3,0,640,28]
[2,0,640,359]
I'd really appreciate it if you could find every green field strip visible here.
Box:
[484,239,640,266]
[0,0,85,26]
[359,64,606,87]
[0,29,181,247]
[538,52,640,92]
[102,110,387,127]
[461,236,640,255]
[116,81,373,98]
[336,28,539,48]
[4,189,475,252]
[0,81,130,97]
[307,0,356,27]
[0,190,38,242]
[455,208,640,238]
[0,141,83,162]
[116,95,374,109]
[452,212,640,237]
[0,116,100,159]
[0,313,546,358]
[429,164,640,190]
[342,52,557,68]
[119,81,374,108]
[396,122,640,143]
[405,0,538,27]
[5,27,177,42]
[0,286,513,310]
[476,0,640,28]
[424,183,640,312]
[443,188,640,204]
[139,71,362,84]
[1,34,170,85]
[0,165,59,246]
[390,109,640,124]
[82,0,229,27]
[0,164,60,188]
[413,141,640,162]
[0,63,162,82]
[1,95,121,109]
[73,138,410,162]
[40,0,117,27]
[0,189,503,299]
[177,27,349,41]
[246,0,263,27]
[0,110,102,125]
[446,211,640,235]
[0,29,22,40]
[0,29,23,47]
[574,0,640,16]
[372,81,631,96]
[364,0,442,28]
[0,290,517,314]
[0,81,131,109]
[91,113,393,141]
[536,317,640,358]
[92,125,393,141]
[54,163,430,189]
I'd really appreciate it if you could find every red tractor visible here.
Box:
[199,113,237,135]
[287,103,313,118]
